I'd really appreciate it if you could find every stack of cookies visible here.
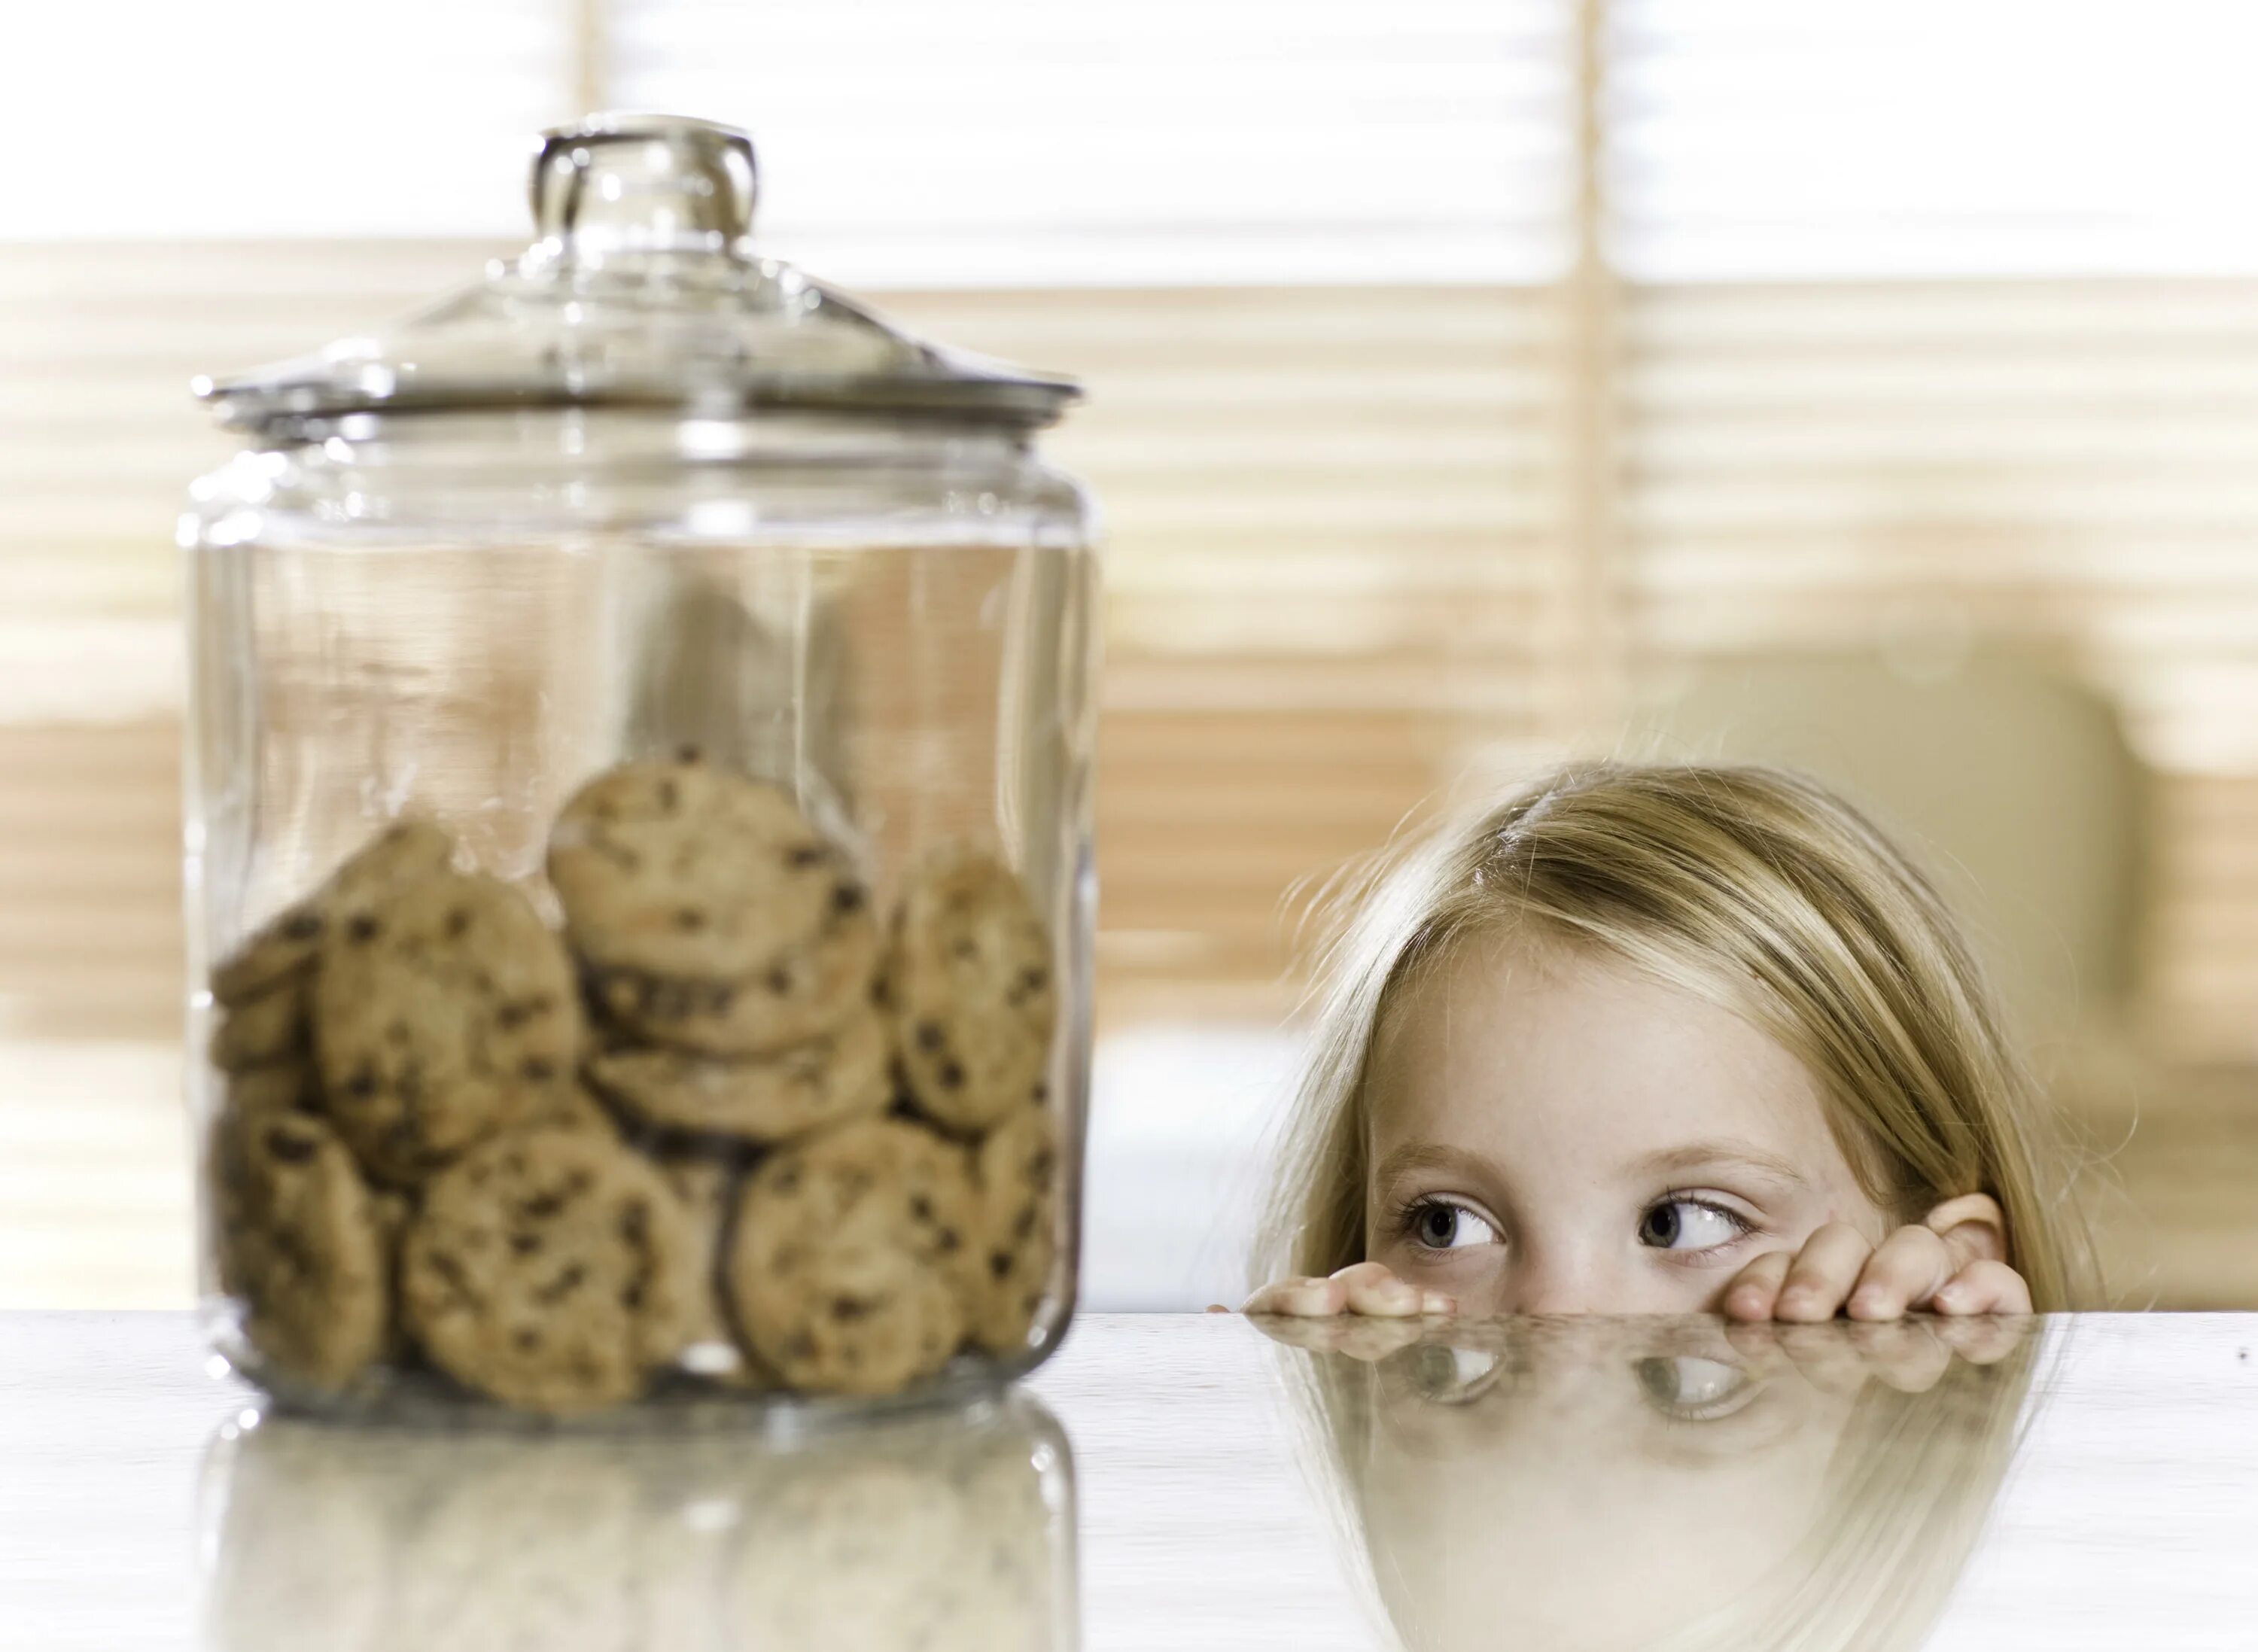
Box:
[205,755,1063,1416]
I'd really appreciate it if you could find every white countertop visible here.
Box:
[3,1311,2254,1650]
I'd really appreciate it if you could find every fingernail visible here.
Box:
[1422,1291,1456,1315]
[1934,1284,1965,1310]
[1850,1288,1882,1315]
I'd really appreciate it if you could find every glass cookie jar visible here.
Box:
[182,114,1097,1420]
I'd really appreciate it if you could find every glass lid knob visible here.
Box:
[529,112,759,253]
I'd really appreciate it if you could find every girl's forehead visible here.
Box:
[1366,935,1833,1164]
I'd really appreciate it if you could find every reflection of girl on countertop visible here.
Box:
[1247,763,2093,1323]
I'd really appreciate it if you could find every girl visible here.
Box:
[1259,1312,2049,1652]
[1247,763,2090,1322]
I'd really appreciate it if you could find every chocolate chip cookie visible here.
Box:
[211,820,455,1007]
[400,1124,697,1416]
[587,910,879,1057]
[884,846,1057,1134]
[727,1119,977,1396]
[970,1106,1061,1357]
[208,977,310,1073]
[211,1103,390,1392]
[585,1005,890,1143]
[549,756,875,981]
[313,870,582,1185]
[222,1063,320,1120]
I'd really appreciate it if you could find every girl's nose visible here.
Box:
[1504,1252,1599,1316]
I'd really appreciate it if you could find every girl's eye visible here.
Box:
[1637,1197,1748,1252]
[1633,1355,1757,1420]
[1410,1200,1499,1251]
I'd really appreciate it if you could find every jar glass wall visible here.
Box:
[184,117,1097,1420]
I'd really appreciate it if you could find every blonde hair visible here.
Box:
[1257,762,2090,1310]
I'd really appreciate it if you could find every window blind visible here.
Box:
[1611,0,2258,1060]
[5,0,2258,1069]
[609,0,1573,287]
[0,2,567,239]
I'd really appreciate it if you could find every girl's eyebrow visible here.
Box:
[1371,1142,1496,1186]
[1637,1139,1809,1187]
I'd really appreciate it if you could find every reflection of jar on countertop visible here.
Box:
[197,1389,1079,1651]
[181,114,1098,1419]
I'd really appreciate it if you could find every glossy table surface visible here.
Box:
[4,1310,2255,1651]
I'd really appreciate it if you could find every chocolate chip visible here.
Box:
[496,1003,529,1031]
[787,1333,816,1363]
[1031,1082,1049,1103]
[510,1231,542,1255]
[428,1250,476,1302]
[937,1227,960,1254]
[534,1263,588,1304]
[830,1297,870,1323]
[915,1022,945,1053]
[765,966,793,996]
[909,1194,933,1221]
[1020,966,1048,992]
[831,883,864,915]
[937,1059,965,1090]
[619,1202,649,1245]
[1012,1206,1036,1241]
[787,844,827,870]
[656,779,679,810]
[514,1328,542,1352]
[951,939,978,960]
[520,1057,556,1083]
[674,908,707,932]
[1030,1148,1056,1181]
[675,744,703,764]
[346,915,380,944]
[444,906,471,939]
[989,1252,1013,1280]
[345,1069,377,1100]
[281,912,324,942]
[263,1125,318,1164]
[621,1281,645,1310]
[524,1194,564,1219]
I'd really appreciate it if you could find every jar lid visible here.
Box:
[196,114,1081,434]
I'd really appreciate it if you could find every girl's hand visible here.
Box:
[1242,1261,1456,1319]
[1721,1194,2029,1322]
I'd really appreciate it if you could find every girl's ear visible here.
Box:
[1922,1191,2010,1264]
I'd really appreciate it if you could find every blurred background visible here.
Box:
[5,0,2256,1312]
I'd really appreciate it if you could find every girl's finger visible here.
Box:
[1931,1258,2033,1316]
[1326,1318,1434,1363]
[1776,1224,1876,1322]
[1243,1276,1348,1317]
[1721,1249,1794,1321]
[1331,1261,1442,1318]
[1719,1316,1798,1374]
[1846,1225,1955,1321]
[1931,1313,2033,1365]
[1768,1322,1873,1397]
[1843,1318,1952,1393]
